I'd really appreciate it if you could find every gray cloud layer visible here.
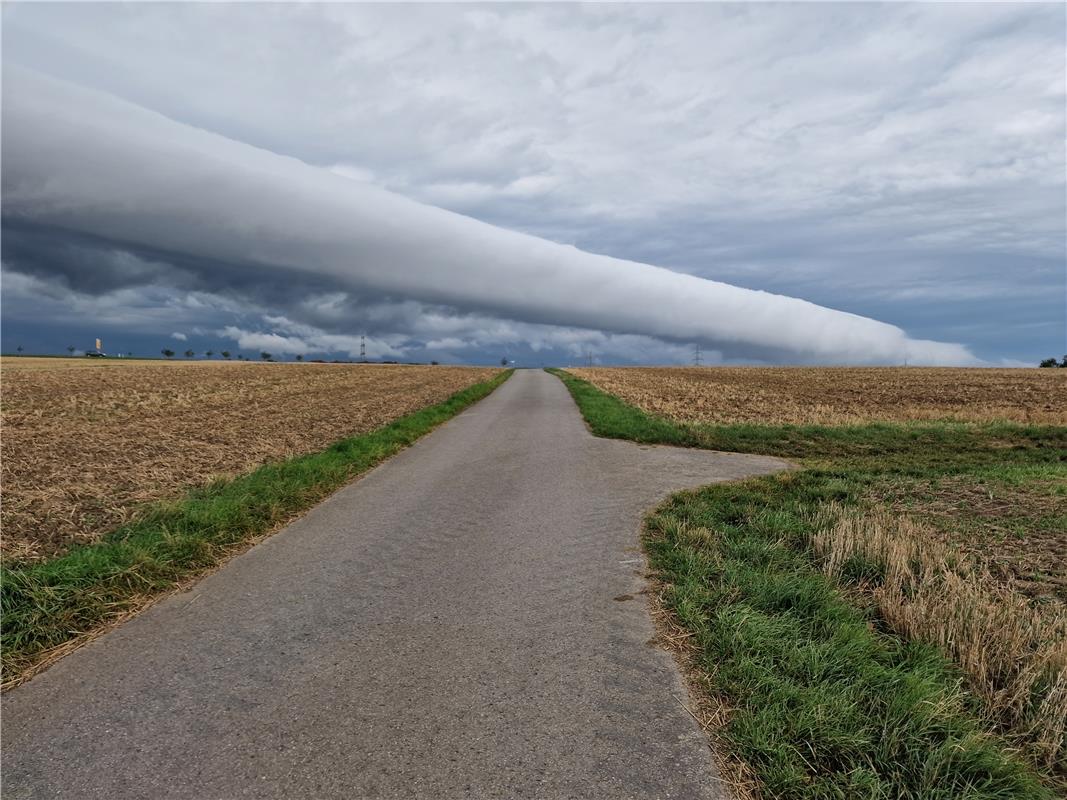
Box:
[3,68,974,364]
[2,3,1063,364]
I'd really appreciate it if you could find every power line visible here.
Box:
[693,343,703,367]
[360,334,366,362]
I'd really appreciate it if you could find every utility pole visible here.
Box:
[693,343,703,367]
[360,334,366,363]
[586,350,594,368]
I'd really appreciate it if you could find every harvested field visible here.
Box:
[568,366,1067,603]
[810,505,1067,767]
[569,366,1067,426]
[867,474,1067,602]
[554,368,1067,784]
[1,358,498,560]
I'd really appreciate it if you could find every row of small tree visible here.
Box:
[160,349,276,360]
[158,349,312,362]
[13,346,312,361]
[1038,356,1067,368]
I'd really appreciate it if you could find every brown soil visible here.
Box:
[869,476,1067,603]
[570,366,1067,426]
[1,359,498,560]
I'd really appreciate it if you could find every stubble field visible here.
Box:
[569,366,1067,426]
[559,365,1066,786]
[1,358,498,561]
[570,365,1067,598]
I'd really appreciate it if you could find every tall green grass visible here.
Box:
[549,368,1062,798]
[648,482,1052,799]
[2,370,512,682]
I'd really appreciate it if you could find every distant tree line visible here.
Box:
[14,345,300,360]
[157,349,259,360]
[1039,356,1067,368]
[29,342,396,363]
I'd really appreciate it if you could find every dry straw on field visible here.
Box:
[869,475,1067,602]
[570,366,1067,426]
[572,365,1066,771]
[812,507,1067,768]
[1,359,498,560]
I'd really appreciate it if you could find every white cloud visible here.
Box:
[1,3,1061,364]
[220,327,308,356]
[170,331,187,341]
[220,321,404,360]
[2,68,982,365]
[328,164,376,183]
[424,337,470,350]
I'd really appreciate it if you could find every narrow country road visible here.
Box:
[2,369,788,799]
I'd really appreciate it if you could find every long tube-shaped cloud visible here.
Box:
[2,68,973,364]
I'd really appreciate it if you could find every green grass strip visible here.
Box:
[548,368,1056,799]
[546,368,1066,467]
[2,370,512,679]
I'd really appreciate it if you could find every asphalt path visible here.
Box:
[2,369,788,799]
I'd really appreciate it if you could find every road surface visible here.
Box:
[2,369,788,799]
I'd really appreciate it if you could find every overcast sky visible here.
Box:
[2,3,1064,366]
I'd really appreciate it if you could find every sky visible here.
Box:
[2,3,1064,366]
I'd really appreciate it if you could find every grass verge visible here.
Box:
[1,370,512,686]
[548,368,1064,798]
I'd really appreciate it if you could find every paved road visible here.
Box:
[2,369,788,799]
